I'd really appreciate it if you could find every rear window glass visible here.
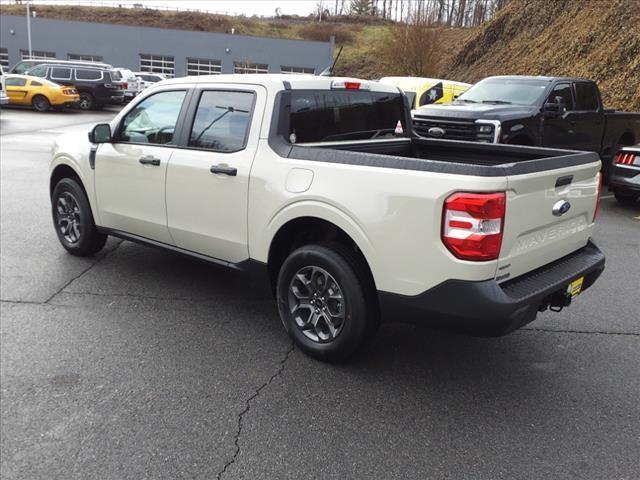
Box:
[76,69,102,80]
[109,70,122,81]
[51,67,72,80]
[574,83,599,111]
[288,90,406,143]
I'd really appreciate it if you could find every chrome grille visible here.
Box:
[412,117,477,141]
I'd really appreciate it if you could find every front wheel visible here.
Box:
[32,95,51,112]
[51,178,107,256]
[276,243,378,362]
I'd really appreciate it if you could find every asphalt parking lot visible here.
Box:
[1,107,639,480]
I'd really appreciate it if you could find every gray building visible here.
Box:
[0,14,334,76]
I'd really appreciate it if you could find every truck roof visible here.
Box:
[485,75,594,83]
[161,74,402,94]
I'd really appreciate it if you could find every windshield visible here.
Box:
[288,90,406,143]
[457,78,550,106]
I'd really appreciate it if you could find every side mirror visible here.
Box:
[543,102,562,118]
[88,123,112,143]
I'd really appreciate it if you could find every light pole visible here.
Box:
[26,1,32,58]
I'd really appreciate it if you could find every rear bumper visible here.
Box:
[379,240,605,336]
[609,165,640,194]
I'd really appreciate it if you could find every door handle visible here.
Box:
[139,155,160,166]
[210,164,237,176]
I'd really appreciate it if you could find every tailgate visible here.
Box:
[497,159,601,283]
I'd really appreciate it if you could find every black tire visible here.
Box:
[51,177,107,256]
[276,243,378,362]
[614,192,639,205]
[78,92,94,110]
[32,95,51,112]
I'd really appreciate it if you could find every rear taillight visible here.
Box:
[614,151,638,165]
[123,82,128,89]
[442,192,506,261]
[593,172,602,223]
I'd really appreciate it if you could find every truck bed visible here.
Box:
[281,137,600,177]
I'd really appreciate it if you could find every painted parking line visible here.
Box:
[600,194,614,199]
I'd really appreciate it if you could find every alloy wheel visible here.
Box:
[288,266,346,343]
[55,192,82,244]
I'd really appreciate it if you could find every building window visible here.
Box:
[186,57,222,76]
[139,54,175,77]
[20,50,56,60]
[0,48,8,68]
[280,65,315,75]
[68,53,103,62]
[233,62,268,74]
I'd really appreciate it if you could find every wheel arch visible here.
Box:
[264,206,377,294]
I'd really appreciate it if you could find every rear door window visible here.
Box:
[574,82,599,111]
[51,67,72,81]
[188,90,255,152]
[76,69,102,81]
[288,90,406,143]
[117,90,187,145]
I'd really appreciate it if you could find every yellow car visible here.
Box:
[379,76,471,109]
[4,74,80,112]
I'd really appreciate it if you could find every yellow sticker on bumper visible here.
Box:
[568,277,584,297]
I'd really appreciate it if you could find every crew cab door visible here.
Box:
[94,89,189,244]
[569,81,604,153]
[165,85,265,263]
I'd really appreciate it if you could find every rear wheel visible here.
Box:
[614,192,639,205]
[78,92,94,110]
[276,243,378,362]
[51,178,107,256]
[32,95,51,112]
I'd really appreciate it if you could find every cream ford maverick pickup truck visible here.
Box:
[50,75,605,361]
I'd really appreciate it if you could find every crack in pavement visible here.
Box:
[41,240,123,305]
[216,343,295,480]
[521,326,640,337]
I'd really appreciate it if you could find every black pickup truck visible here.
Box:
[412,76,640,179]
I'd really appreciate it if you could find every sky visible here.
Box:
[0,0,321,17]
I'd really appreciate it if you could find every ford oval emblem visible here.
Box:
[428,127,445,137]
[552,200,571,217]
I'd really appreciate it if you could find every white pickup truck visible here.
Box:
[49,74,605,361]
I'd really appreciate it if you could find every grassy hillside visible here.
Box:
[440,0,640,110]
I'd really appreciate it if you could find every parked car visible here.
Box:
[0,65,9,106]
[379,76,471,108]
[114,68,141,101]
[133,72,166,90]
[10,58,113,75]
[25,64,125,110]
[49,74,605,362]
[3,74,79,111]
[412,76,640,180]
[609,145,640,205]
